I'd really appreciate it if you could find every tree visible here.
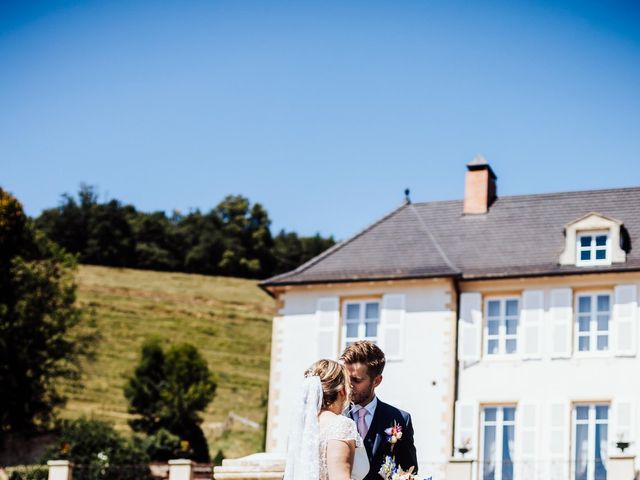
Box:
[0,188,93,432]
[124,340,217,462]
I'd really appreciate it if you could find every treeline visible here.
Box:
[35,185,335,279]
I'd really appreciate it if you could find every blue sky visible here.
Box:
[1,0,639,240]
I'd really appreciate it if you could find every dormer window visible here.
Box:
[576,231,610,266]
[559,212,627,267]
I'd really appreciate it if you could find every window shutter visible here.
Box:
[316,297,340,359]
[547,402,569,480]
[613,285,638,357]
[610,399,635,456]
[381,294,405,361]
[454,400,479,460]
[549,288,573,358]
[458,292,482,362]
[521,290,544,359]
[517,401,539,479]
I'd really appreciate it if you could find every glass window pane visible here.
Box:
[597,335,608,351]
[580,236,592,247]
[579,336,590,351]
[503,407,516,421]
[597,315,609,331]
[365,321,377,337]
[595,249,607,260]
[506,339,517,354]
[597,295,610,312]
[595,235,607,246]
[502,424,514,480]
[346,323,359,338]
[484,408,497,422]
[488,300,500,317]
[580,250,591,261]
[596,405,609,420]
[483,425,496,480]
[506,300,518,316]
[575,423,588,480]
[578,317,590,332]
[488,320,499,335]
[506,319,518,335]
[365,302,379,320]
[576,406,589,420]
[578,296,591,313]
[488,339,499,354]
[594,423,608,480]
[346,304,360,320]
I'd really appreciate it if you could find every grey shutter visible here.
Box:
[611,399,635,456]
[613,284,638,357]
[547,401,569,480]
[521,290,544,359]
[458,292,482,362]
[316,297,340,359]
[517,401,539,479]
[550,288,573,358]
[454,400,479,460]
[381,294,405,361]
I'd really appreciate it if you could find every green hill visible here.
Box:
[61,265,274,460]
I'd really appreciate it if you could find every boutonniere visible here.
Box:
[385,420,403,451]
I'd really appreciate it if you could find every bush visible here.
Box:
[5,465,48,480]
[42,418,151,480]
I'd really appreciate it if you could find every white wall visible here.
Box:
[456,275,640,480]
[267,280,456,479]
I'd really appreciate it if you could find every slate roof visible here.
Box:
[260,187,640,288]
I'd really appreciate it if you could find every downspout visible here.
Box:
[450,275,461,458]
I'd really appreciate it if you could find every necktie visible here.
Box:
[357,407,369,438]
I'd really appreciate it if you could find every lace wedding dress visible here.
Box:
[319,415,370,480]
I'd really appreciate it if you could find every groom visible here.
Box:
[341,341,418,480]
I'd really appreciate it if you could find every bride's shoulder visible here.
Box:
[321,414,359,442]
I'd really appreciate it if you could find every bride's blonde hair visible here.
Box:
[304,359,351,409]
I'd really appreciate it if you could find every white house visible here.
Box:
[258,157,640,480]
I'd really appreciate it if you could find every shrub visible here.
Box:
[42,418,151,480]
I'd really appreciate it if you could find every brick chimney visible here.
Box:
[463,155,497,214]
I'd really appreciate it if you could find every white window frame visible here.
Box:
[484,297,520,357]
[342,300,380,348]
[576,230,611,266]
[575,292,612,356]
[480,405,517,480]
[571,403,609,480]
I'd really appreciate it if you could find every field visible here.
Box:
[60,265,274,460]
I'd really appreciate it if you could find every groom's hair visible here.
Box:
[340,340,386,378]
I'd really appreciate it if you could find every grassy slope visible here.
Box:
[60,265,274,460]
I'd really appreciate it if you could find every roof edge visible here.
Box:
[260,201,411,288]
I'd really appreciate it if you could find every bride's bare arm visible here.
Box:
[326,439,355,480]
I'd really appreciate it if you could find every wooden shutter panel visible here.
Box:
[613,285,638,357]
[517,402,539,479]
[458,292,482,362]
[547,402,569,480]
[381,294,404,361]
[550,288,573,358]
[521,290,544,359]
[454,400,479,460]
[611,399,636,456]
[316,297,339,359]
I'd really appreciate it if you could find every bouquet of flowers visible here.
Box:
[379,421,432,480]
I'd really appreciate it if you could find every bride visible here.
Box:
[284,359,369,480]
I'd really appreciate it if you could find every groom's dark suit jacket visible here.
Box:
[351,400,418,480]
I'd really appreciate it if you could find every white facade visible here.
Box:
[455,272,640,480]
[266,279,458,479]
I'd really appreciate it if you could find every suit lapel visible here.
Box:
[367,400,387,459]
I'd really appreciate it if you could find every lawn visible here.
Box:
[59,265,274,460]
